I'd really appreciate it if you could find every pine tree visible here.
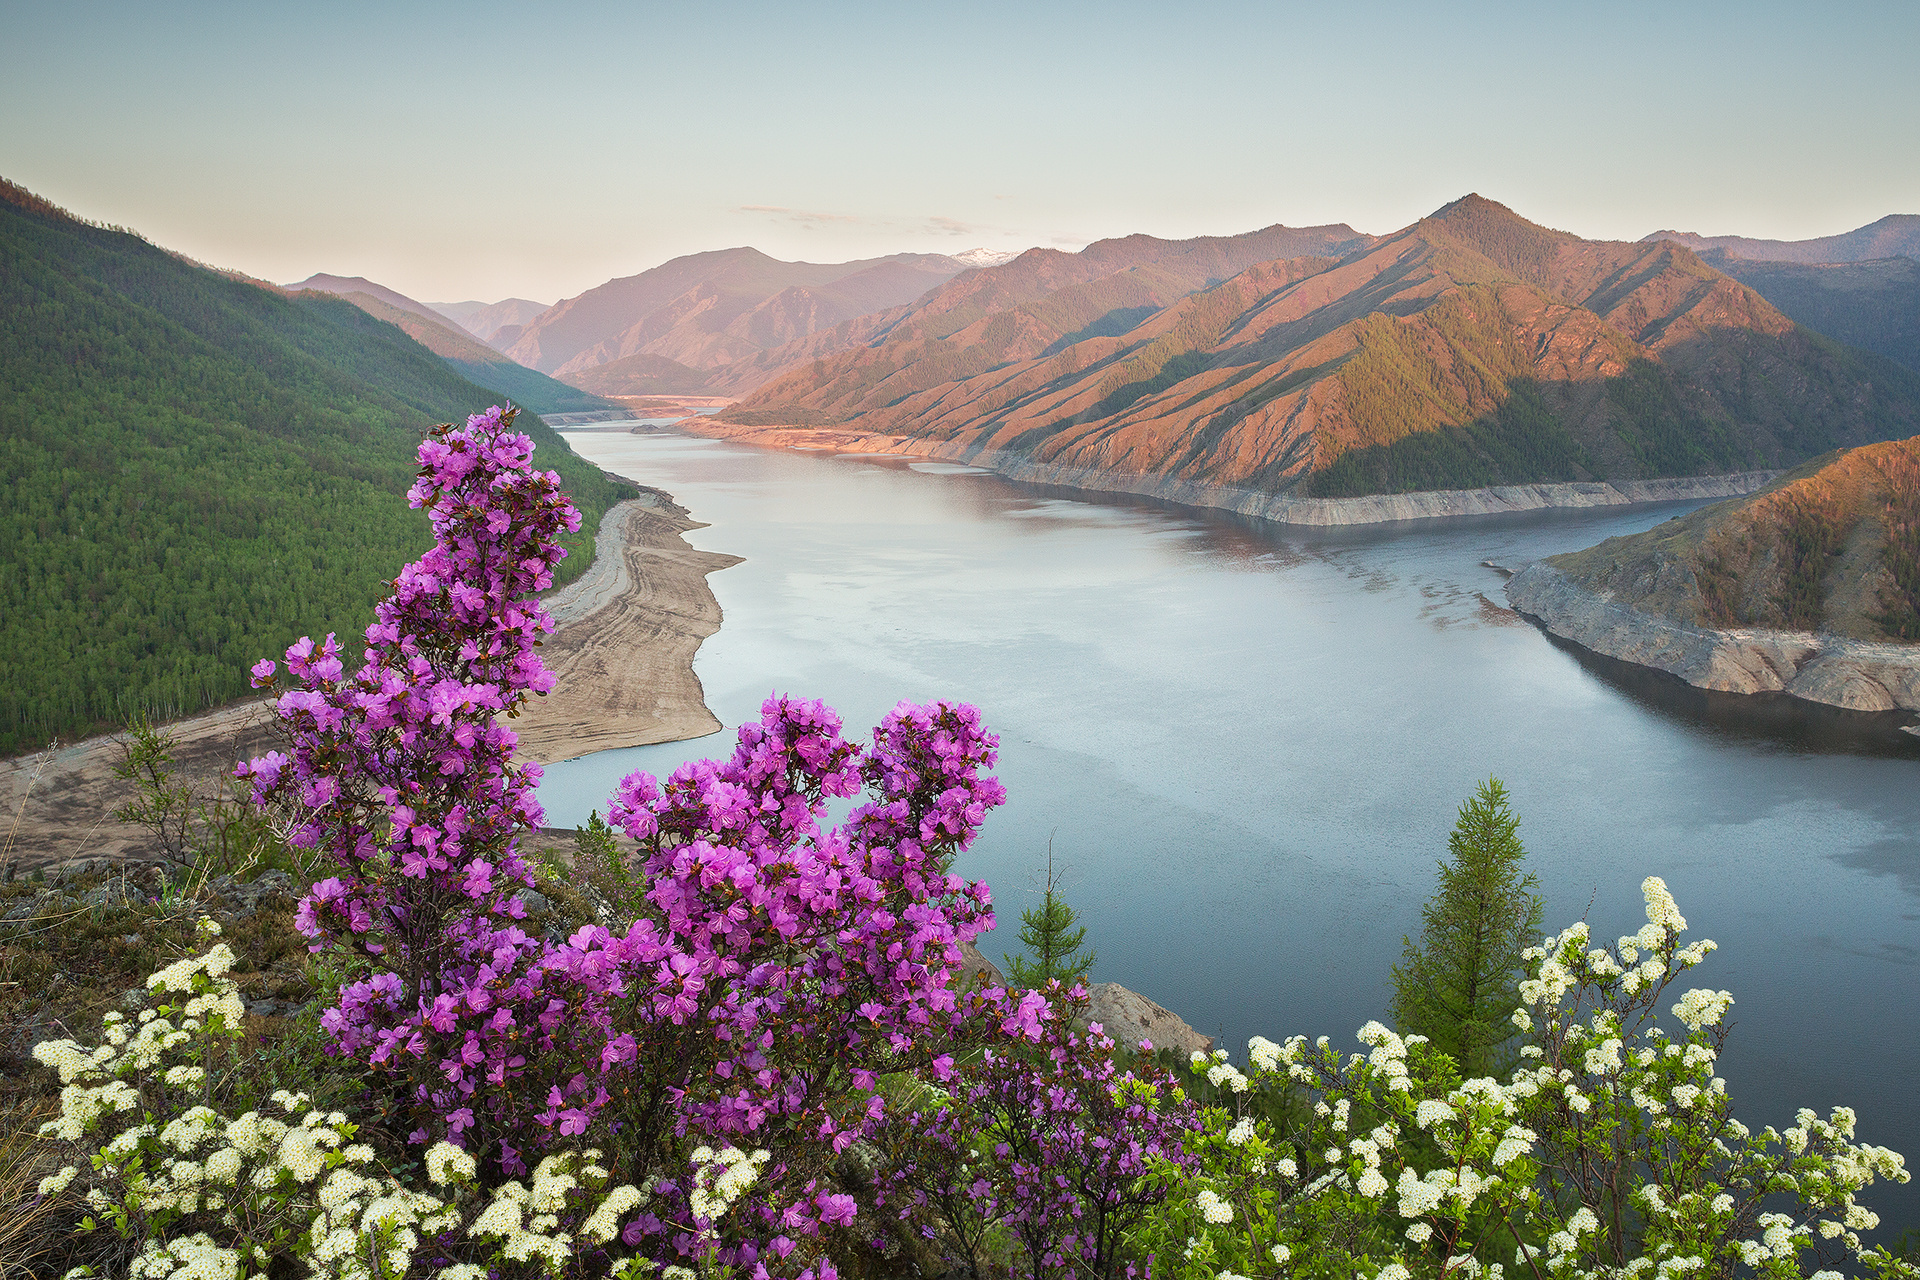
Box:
[1390,778,1544,1078]
[1005,846,1096,989]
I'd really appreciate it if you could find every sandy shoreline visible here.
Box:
[1,491,738,872]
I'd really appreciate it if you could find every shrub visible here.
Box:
[1135,878,1915,1280]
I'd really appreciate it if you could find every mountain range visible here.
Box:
[722,195,1920,499]
[428,297,549,343]
[503,248,983,380]
[1643,216,1920,265]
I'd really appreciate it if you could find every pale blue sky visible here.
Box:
[4,0,1915,304]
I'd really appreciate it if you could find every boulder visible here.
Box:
[955,939,1005,990]
[1083,982,1214,1056]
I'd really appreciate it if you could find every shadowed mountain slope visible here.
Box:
[507,248,977,376]
[731,196,1920,499]
[1701,253,1920,373]
[1544,435,1920,641]
[338,293,618,415]
[1644,215,1920,265]
[561,351,718,397]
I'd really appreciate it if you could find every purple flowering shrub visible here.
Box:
[872,984,1201,1280]
[242,405,1113,1277]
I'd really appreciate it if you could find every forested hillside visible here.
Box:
[0,179,632,756]
[1705,253,1920,373]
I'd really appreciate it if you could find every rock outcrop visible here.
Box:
[1083,983,1215,1056]
[1506,561,1920,712]
[1503,436,1920,714]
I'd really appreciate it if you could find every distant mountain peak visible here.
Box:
[952,247,1023,268]
[1425,193,1567,239]
[1640,214,1920,265]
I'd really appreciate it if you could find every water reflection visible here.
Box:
[1531,628,1920,758]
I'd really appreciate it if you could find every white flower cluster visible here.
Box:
[1179,879,1917,1280]
[687,1144,769,1224]
[1195,1188,1234,1224]
[1670,988,1734,1032]
[1191,1047,1251,1093]
[35,941,666,1280]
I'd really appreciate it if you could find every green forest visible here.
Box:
[0,185,632,756]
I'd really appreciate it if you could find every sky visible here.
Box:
[5,0,1917,305]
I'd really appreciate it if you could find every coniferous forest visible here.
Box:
[0,183,631,756]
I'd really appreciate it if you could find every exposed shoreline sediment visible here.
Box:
[1504,561,1920,714]
[1,491,738,870]
[676,420,1778,527]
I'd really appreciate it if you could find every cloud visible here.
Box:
[739,205,859,226]
[925,216,977,237]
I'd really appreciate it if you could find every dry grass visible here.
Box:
[0,1100,87,1280]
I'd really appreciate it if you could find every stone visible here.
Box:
[954,938,1005,990]
[208,869,296,912]
[517,889,554,918]
[1083,982,1214,1057]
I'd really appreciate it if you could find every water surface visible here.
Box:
[541,434,1920,1226]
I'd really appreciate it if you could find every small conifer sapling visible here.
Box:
[1390,777,1544,1077]
[1006,842,1096,989]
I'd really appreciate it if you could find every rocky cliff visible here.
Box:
[1503,436,1920,712]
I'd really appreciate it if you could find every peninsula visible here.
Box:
[1504,436,1920,713]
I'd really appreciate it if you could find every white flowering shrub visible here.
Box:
[30,924,713,1279]
[1135,879,1917,1280]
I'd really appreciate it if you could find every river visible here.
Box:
[541,431,1920,1228]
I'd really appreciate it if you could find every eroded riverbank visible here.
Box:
[673,419,1778,527]
[1,488,736,871]
[1505,560,1920,717]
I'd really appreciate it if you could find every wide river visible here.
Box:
[543,431,1920,1227]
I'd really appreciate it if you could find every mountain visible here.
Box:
[953,247,1023,268]
[1643,215,1920,264]
[333,293,619,415]
[285,273,450,322]
[0,177,631,756]
[506,248,977,377]
[712,220,1373,403]
[429,297,549,343]
[561,351,718,397]
[1698,253,1920,373]
[728,195,1920,500]
[291,277,612,413]
[1538,435,1920,642]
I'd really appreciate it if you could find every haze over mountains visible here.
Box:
[428,297,549,343]
[1644,216,1920,265]
[503,249,984,385]
[726,196,1920,499]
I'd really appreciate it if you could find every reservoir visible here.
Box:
[541,431,1920,1226]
